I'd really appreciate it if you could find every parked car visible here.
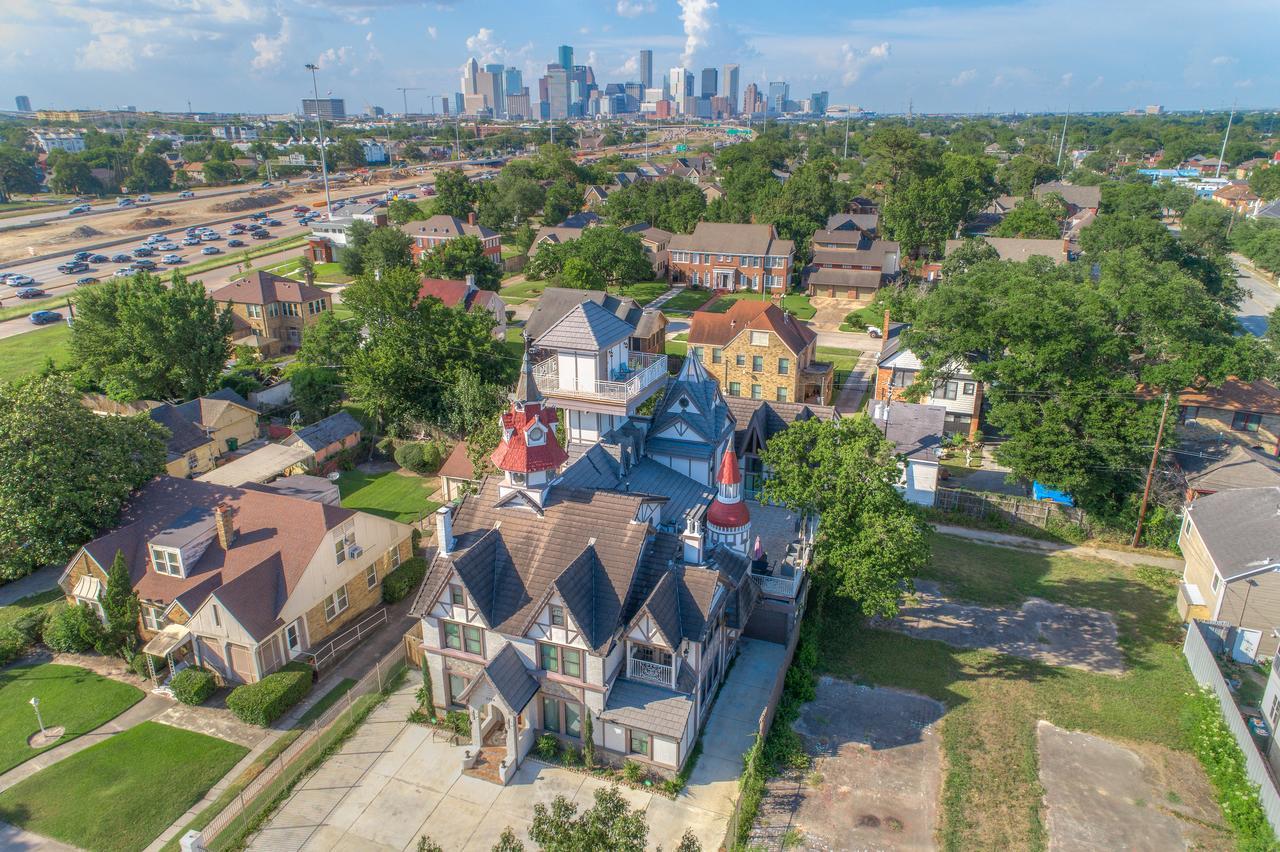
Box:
[89,254,109,263]
[68,204,91,215]
[865,325,882,339]
[178,190,195,198]
[75,276,100,286]
[200,246,221,255]
[29,310,61,325]
[15,287,47,299]
[161,254,183,264]
[227,239,246,247]
[111,253,132,263]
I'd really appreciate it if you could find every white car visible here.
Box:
[161,254,183,264]
[114,268,134,277]
[138,194,152,202]
[178,190,195,198]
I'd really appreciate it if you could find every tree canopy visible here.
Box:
[419,235,502,290]
[525,226,652,288]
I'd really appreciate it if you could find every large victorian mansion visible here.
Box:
[411,293,814,783]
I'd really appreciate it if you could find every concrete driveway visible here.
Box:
[250,639,788,852]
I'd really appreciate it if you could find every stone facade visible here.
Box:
[694,328,833,405]
[227,296,331,357]
[302,535,413,644]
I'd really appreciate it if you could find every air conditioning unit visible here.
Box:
[347,545,364,559]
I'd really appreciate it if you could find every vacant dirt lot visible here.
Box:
[884,579,1126,674]
[1037,721,1230,851]
[750,678,944,850]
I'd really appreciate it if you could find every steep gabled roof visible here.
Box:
[461,643,540,713]
[649,354,734,447]
[149,404,214,461]
[534,300,635,351]
[209,271,328,305]
[686,299,816,355]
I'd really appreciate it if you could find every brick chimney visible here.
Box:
[214,503,237,549]
[882,309,891,342]
[466,211,476,226]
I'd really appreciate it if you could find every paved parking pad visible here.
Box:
[885,580,1126,674]
[750,678,944,851]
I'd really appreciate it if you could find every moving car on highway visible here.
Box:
[16,287,47,299]
[75,276,99,286]
[200,246,221,255]
[162,254,183,264]
[178,191,195,198]
[29,310,62,325]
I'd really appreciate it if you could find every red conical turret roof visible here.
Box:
[708,448,749,529]
[717,448,742,485]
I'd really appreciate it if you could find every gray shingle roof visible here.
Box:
[148,404,214,461]
[1182,446,1280,494]
[534,300,635,351]
[870,400,946,462]
[287,411,363,452]
[726,397,839,458]
[601,679,694,739]
[1186,486,1280,580]
[524,288,648,343]
[649,356,734,448]
[469,643,540,713]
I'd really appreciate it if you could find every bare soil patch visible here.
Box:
[211,192,288,213]
[127,215,174,230]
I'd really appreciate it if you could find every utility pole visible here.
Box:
[1056,106,1070,168]
[842,108,851,160]
[1215,102,1236,180]
[305,63,333,219]
[1132,391,1171,547]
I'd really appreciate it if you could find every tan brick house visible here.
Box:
[1178,378,1280,458]
[59,476,413,684]
[667,223,794,294]
[400,214,502,263]
[687,300,834,405]
[210,271,332,357]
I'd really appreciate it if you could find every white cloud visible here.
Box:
[1060,72,1073,87]
[614,55,639,76]
[1234,78,1254,87]
[426,25,437,39]
[840,41,889,85]
[586,50,598,68]
[315,45,353,69]
[79,33,144,71]
[678,0,717,67]
[1211,55,1236,65]
[250,17,292,71]
[950,68,976,87]
[465,27,503,63]
[1089,75,1105,89]
[616,0,654,17]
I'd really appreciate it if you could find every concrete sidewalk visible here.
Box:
[932,523,1184,571]
[0,565,62,606]
[249,638,788,852]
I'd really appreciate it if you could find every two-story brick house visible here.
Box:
[686,300,834,405]
[804,213,900,302]
[211,271,332,357]
[59,476,413,685]
[410,346,813,784]
[667,223,794,294]
[400,214,502,263]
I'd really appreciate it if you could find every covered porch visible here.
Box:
[457,645,539,785]
[141,622,195,696]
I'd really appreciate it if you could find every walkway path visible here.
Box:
[645,284,683,309]
[931,523,1184,571]
[0,565,62,606]
[832,349,877,413]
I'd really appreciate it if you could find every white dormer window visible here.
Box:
[151,547,183,577]
[527,425,545,446]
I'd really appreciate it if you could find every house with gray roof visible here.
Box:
[408,337,809,784]
[1177,486,1280,659]
[869,399,946,506]
[284,410,363,465]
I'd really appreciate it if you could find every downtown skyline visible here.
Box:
[2,0,1276,117]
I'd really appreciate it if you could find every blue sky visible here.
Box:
[2,0,1275,115]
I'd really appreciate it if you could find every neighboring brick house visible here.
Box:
[687,300,834,405]
[583,184,610,208]
[1176,486,1280,660]
[211,271,332,357]
[1213,182,1261,216]
[1178,378,1280,457]
[400,214,502,263]
[284,410,364,466]
[666,223,794,294]
[874,321,983,440]
[622,222,673,277]
[418,275,507,339]
[59,476,413,684]
[805,213,900,302]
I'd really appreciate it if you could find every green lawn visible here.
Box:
[0,293,74,323]
[337,469,441,524]
[0,663,145,775]
[815,344,860,387]
[298,678,358,726]
[178,235,308,278]
[702,291,774,313]
[818,534,1202,851]
[839,304,881,332]
[657,288,714,314]
[0,589,63,637]
[665,338,688,357]
[0,721,247,852]
[498,278,546,305]
[0,323,75,385]
[613,281,669,305]
[779,293,816,319]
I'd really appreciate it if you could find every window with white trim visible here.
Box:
[332,520,356,564]
[365,562,378,589]
[391,546,402,569]
[1211,574,1221,593]
[324,585,349,621]
[151,547,183,577]
[749,331,769,347]
[142,604,166,631]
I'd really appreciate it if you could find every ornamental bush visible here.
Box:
[226,661,313,726]
[171,668,217,705]
[1188,687,1276,848]
[41,604,103,653]
[382,556,428,604]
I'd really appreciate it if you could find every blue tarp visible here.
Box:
[1032,482,1075,506]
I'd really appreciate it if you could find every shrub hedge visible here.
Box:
[226,661,313,726]
[382,557,428,604]
[41,604,103,653]
[171,668,217,705]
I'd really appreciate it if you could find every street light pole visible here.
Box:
[305,63,333,219]
[30,697,45,737]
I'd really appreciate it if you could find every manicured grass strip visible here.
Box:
[297,678,358,727]
[0,293,74,323]
[779,293,816,320]
[0,322,74,385]
[839,304,882,332]
[498,278,546,305]
[818,537,1200,851]
[703,291,773,313]
[0,721,247,852]
[659,288,714,314]
[0,589,63,635]
[614,280,669,305]
[337,470,441,524]
[178,235,307,279]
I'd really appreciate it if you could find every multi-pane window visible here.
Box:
[449,584,465,606]
[690,346,704,362]
[549,605,565,627]
[776,387,789,402]
[751,384,762,400]
[541,696,582,737]
[448,674,469,706]
[735,353,745,367]
[142,605,166,631]
[538,643,583,680]
[247,304,262,318]
[963,382,975,395]
[391,546,402,569]
[728,382,741,397]
[444,622,483,655]
[711,348,722,364]
[778,358,790,375]
[752,355,764,372]
[629,729,650,756]
[332,520,356,564]
[938,381,959,401]
[151,547,182,576]
[365,562,378,589]
[1232,412,1262,432]
[324,585,349,621]
[750,331,769,347]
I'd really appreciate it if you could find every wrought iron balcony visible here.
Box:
[628,657,673,687]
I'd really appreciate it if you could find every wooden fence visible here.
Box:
[934,487,1089,531]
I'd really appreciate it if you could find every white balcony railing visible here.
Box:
[532,351,667,405]
[628,657,673,687]
[756,567,805,600]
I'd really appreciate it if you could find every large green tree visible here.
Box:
[297,310,361,369]
[543,179,582,225]
[991,196,1064,239]
[0,375,166,580]
[0,146,40,203]
[1250,166,1280,202]
[101,550,141,654]
[419,235,501,290]
[434,167,478,219]
[603,177,707,233]
[124,152,173,193]
[1180,199,1233,257]
[529,786,649,852]
[759,416,930,616]
[526,226,652,288]
[71,272,234,401]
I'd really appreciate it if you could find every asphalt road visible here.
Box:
[1233,252,1278,337]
